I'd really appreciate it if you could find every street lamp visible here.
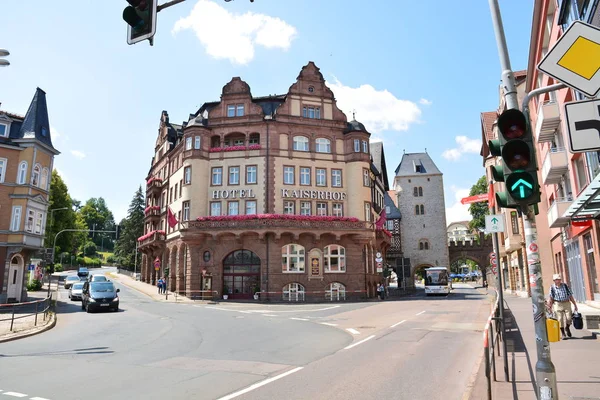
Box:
[49,207,70,230]
[0,49,9,67]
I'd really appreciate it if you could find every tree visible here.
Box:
[115,186,145,269]
[79,197,116,251]
[72,212,89,256]
[45,170,76,258]
[83,241,98,256]
[468,175,489,232]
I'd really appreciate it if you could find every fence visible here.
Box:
[482,288,503,400]
[0,296,52,333]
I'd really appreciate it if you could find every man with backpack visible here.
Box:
[548,273,578,340]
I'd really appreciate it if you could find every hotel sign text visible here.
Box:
[281,189,347,201]
[212,189,257,199]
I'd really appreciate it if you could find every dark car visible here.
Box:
[77,267,89,279]
[81,281,120,313]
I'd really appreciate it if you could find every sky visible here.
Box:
[0,0,534,224]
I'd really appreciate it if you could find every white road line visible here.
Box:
[416,311,426,316]
[390,320,406,328]
[320,322,338,326]
[216,367,304,400]
[344,335,376,350]
[244,305,341,313]
[346,328,360,335]
[30,397,51,400]
[289,317,309,321]
[2,393,27,398]
[262,314,277,317]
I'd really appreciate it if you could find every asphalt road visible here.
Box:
[0,272,489,400]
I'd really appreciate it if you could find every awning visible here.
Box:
[563,173,600,221]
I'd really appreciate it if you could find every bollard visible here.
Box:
[34,301,39,326]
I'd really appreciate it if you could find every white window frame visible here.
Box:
[26,209,35,233]
[245,200,257,215]
[185,137,193,150]
[363,169,370,187]
[293,136,309,151]
[324,245,346,273]
[246,165,257,184]
[41,168,49,191]
[228,201,239,216]
[284,200,295,215]
[284,166,295,185]
[227,105,236,117]
[229,166,240,185]
[332,203,343,217]
[354,139,360,152]
[236,104,244,117]
[0,157,6,183]
[364,203,371,221]
[302,106,320,119]
[332,169,342,187]
[17,161,27,184]
[300,201,311,216]
[283,283,305,302]
[316,202,327,216]
[249,135,260,145]
[316,168,326,186]
[300,167,311,185]
[0,122,8,138]
[182,201,190,221]
[194,136,201,149]
[387,220,394,230]
[184,166,192,184]
[210,202,221,216]
[316,138,331,153]
[326,282,346,301]
[10,206,22,232]
[212,167,222,185]
[31,164,41,187]
[282,244,305,273]
[362,140,368,153]
[35,211,43,234]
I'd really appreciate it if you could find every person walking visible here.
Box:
[548,273,578,340]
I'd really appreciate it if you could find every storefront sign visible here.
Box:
[212,189,257,199]
[510,211,519,234]
[308,248,323,280]
[281,189,347,201]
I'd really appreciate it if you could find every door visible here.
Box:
[566,240,587,302]
[223,250,261,299]
[7,255,24,302]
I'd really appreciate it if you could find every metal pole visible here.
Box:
[489,0,558,396]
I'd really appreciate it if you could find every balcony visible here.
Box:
[542,147,568,185]
[144,206,161,223]
[547,198,572,228]
[535,101,561,143]
[504,232,523,253]
[138,230,166,250]
[146,178,163,196]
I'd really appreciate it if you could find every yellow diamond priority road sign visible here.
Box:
[538,21,600,98]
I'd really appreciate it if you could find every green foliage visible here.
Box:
[83,241,97,256]
[115,186,145,269]
[54,263,64,272]
[72,213,88,256]
[44,170,76,258]
[468,175,490,232]
[27,279,43,291]
[80,197,116,251]
[76,256,85,266]
[106,255,117,264]
[83,257,102,267]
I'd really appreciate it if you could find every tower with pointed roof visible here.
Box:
[394,152,449,275]
[0,88,59,303]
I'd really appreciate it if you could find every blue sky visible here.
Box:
[0,0,533,223]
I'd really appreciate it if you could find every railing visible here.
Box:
[483,288,501,400]
[0,297,51,332]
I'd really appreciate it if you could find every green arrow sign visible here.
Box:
[506,172,535,200]
[511,178,533,198]
[491,217,499,223]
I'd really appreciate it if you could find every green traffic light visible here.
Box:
[506,171,535,200]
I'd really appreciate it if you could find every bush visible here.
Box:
[84,241,97,256]
[76,256,85,266]
[27,279,43,291]
[83,257,102,267]
[106,255,117,264]
[54,263,64,272]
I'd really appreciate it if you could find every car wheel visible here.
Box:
[86,303,91,313]
[81,302,85,310]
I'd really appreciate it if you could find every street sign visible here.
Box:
[537,21,600,98]
[485,214,505,233]
[492,265,498,276]
[154,257,161,271]
[376,252,382,258]
[376,261,383,273]
[460,193,488,205]
[565,98,600,153]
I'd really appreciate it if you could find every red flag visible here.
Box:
[167,207,178,228]
[375,207,387,229]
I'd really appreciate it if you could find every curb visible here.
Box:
[0,312,57,344]
[461,346,485,400]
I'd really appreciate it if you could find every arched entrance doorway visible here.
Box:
[223,250,261,299]
[7,254,24,302]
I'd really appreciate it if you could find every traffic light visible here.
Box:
[488,109,540,210]
[123,0,158,45]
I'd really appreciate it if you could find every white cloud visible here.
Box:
[442,136,481,161]
[50,125,60,140]
[328,77,421,134]
[70,150,86,160]
[172,0,297,65]
[419,98,432,106]
[446,185,473,225]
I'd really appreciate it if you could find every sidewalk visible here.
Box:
[469,293,600,399]
[107,272,196,304]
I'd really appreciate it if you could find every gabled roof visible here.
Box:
[13,88,56,150]
[370,141,390,190]
[384,192,401,219]
[394,152,441,176]
[479,111,497,160]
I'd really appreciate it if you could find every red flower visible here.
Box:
[195,214,360,223]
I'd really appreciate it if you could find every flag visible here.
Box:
[167,207,178,228]
[375,207,387,229]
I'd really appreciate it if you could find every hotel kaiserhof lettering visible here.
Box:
[211,189,257,199]
[281,189,347,201]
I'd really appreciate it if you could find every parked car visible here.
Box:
[77,267,89,279]
[69,282,84,301]
[81,281,120,313]
[64,275,81,289]
[87,275,108,283]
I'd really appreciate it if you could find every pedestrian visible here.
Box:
[377,283,385,300]
[157,277,164,294]
[547,273,578,340]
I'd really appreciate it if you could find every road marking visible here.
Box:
[30,397,51,400]
[244,305,341,313]
[216,367,304,400]
[346,328,360,335]
[344,335,376,350]
[390,320,406,328]
[416,311,426,316]
[289,317,309,321]
[2,393,27,398]
[320,322,338,326]
[262,314,277,317]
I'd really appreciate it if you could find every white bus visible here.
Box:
[424,267,450,295]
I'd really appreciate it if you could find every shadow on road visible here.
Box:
[0,346,114,358]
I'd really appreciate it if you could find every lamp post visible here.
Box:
[49,207,69,230]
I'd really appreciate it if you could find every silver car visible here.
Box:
[69,282,85,301]
[64,275,81,289]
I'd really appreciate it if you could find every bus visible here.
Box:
[424,267,450,295]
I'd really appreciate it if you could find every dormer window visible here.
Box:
[227,104,245,117]
[303,106,320,119]
[0,122,8,137]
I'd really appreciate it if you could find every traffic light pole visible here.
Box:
[489,0,558,397]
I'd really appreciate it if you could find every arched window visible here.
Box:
[419,239,430,250]
[17,161,27,184]
[41,168,49,191]
[413,187,418,197]
[418,187,423,196]
[415,205,420,215]
[31,164,41,187]
[283,283,305,302]
[282,244,305,273]
[326,282,346,301]
[420,205,425,215]
[293,136,309,151]
[315,138,331,153]
[324,245,346,272]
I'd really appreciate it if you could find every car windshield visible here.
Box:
[425,270,449,286]
[90,282,115,292]
[92,276,107,281]
[72,283,84,289]
[67,276,80,281]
